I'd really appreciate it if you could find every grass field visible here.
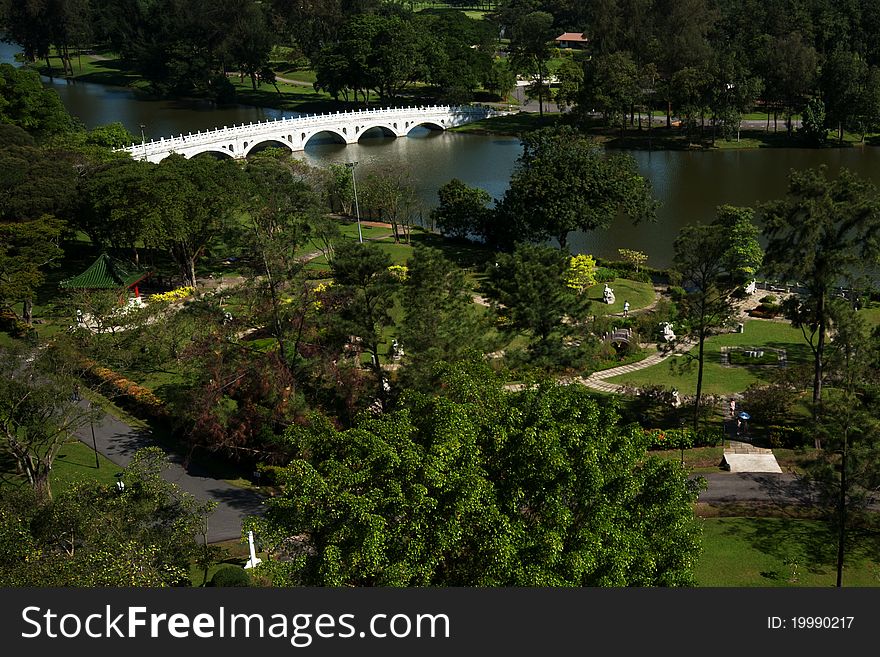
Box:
[585,279,656,316]
[607,320,810,395]
[696,517,880,587]
[50,438,122,496]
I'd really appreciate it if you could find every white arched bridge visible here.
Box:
[120,105,505,163]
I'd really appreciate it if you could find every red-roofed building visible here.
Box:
[555,32,589,49]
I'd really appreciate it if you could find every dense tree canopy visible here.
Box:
[761,166,880,420]
[247,363,703,586]
[0,447,214,586]
[497,126,657,250]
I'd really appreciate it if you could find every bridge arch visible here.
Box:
[242,138,296,158]
[357,124,397,141]
[302,129,348,148]
[406,121,446,135]
[191,149,234,161]
[169,145,234,161]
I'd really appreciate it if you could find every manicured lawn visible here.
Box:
[607,320,810,395]
[651,446,725,473]
[696,517,880,587]
[585,278,656,316]
[50,438,121,496]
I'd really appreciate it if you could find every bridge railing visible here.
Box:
[122,105,499,156]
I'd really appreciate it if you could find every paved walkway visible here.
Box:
[575,338,696,393]
[74,405,265,543]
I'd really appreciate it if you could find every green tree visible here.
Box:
[0,447,214,586]
[673,206,763,432]
[507,11,555,117]
[498,126,657,250]
[484,243,590,355]
[76,158,153,262]
[431,178,492,240]
[246,364,703,586]
[761,167,880,425]
[0,346,95,501]
[761,33,817,137]
[803,307,880,587]
[0,64,74,138]
[140,154,244,288]
[360,164,420,243]
[585,52,641,134]
[820,48,867,144]
[564,254,598,293]
[327,241,398,405]
[398,246,486,391]
[799,97,828,146]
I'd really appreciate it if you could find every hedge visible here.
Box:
[79,358,167,419]
[643,427,725,450]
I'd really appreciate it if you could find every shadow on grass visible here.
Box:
[408,232,494,270]
[718,517,837,577]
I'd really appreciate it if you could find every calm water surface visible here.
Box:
[4,41,879,266]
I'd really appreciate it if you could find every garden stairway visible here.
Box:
[721,440,782,473]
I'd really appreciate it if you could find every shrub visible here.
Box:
[210,566,251,587]
[741,382,796,426]
[767,425,805,449]
[80,358,167,419]
[759,294,778,304]
[565,254,598,292]
[668,286,686,301]
[593,267,618,283]
[150,286,194,304]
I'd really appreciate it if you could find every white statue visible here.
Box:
[603,284,616,305]
[660,322,676,342]
[244,530,262,569]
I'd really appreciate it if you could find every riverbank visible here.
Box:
[31,52,880,150]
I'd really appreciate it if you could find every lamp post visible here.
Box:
[345,161,363,243]
[139,123,147,161]
[73,386,99,469]
[89,400,99,469]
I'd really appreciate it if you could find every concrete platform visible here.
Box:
[721,453,783,473]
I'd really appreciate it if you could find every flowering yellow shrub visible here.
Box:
[565,255,597,293]
[387,265,408,281]
[311,281,333,311]
[150,286,195,303]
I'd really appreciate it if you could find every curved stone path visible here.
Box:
[570,338,696,394]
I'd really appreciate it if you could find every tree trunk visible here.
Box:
[189,259,198,289]
[558,232,568,252]
[666,100,672,129]
[813,293,826,430]
[538,70,545,118]
[836,429,847,588]
[693,322,706,434]
[23,299,33,325]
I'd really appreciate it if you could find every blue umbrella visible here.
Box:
[738,412,751,420]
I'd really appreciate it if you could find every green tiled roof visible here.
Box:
[59,253,150,289]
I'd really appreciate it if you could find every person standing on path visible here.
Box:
[623,301,630,317]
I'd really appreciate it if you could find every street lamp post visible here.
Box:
[73,386,99,469]
[345,161,364,243]
[139,123,147,161]
[89,400,99,469]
